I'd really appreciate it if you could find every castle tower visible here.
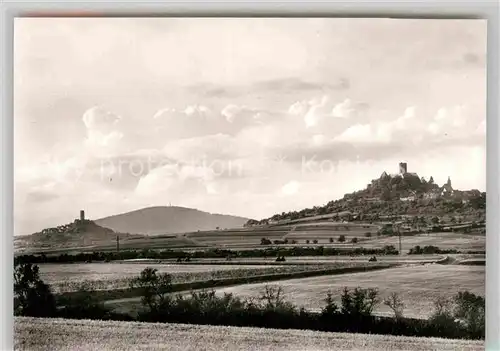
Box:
[80,210,85,221]
[399,162,407,175]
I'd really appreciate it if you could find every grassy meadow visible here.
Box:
[15,317,484,351]
[214,264,485,319]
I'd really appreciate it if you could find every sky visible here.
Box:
[14,18,487,235]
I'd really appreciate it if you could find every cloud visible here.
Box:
[134,163,218,202]
[287,96,368,129]
[186,77,349,99]
[252,77,349,92]
[332,99,367,118]
[82,106,124,155]
[427,106,467,135]
[334,105,476,146]
[153,104,221,139]
[163,133,245,163]
[281,180,300,195]
[221,104,259,124]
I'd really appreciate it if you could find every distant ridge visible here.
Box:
[94,206,250,235]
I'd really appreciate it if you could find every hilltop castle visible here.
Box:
[40,209,90,235]
[358,162,464,202]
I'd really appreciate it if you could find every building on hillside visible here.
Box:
[400,195,416,202]
[423,189,441,200]
[441,176,454,196]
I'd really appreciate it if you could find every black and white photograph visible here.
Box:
[13,17,486,350]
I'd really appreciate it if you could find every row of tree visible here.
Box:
[15,246,402,266]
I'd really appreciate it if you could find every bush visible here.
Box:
[14,263,56,317]
[365,232,372,237]
[329,238,334,243]
[57,292,117,320]
[351,237,358,244]
[313,239,318,244]
[260,238,272,245]
[338,235,346,243]
[130,267,173,312]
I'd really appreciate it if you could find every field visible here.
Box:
[39,262,385,293]
[153,254,447,265]
[15,317,484,351]
[38,263,297,292]
[362,232,485,250]
[283,222,380,240]
[15,220,485,255]
[185,227,292,247]
[214,264,485,319]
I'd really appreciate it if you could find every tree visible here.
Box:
[338,235,346,243]
[306,239,310,244]
[351,237,358,244]
[329,237,334,243]
[340,287,379,316]
[453,291,485,337]
[321,292,339,316]
[313,239,318,244]
[384,292,405,320]
[14,263,56,317]
[259,285,294,311]
[130,267,173,312]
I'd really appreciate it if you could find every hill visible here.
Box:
[14,218,143,253]
[247,163,486,227]
[95,206,250,235]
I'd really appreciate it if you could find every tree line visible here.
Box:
[15,246,401,265]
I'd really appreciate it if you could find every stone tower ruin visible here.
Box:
[399,162,408,175]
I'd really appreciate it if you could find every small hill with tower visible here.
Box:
[14,210,143,252]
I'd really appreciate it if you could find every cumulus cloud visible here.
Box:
[334,105,476,146]
[134,163,220,202]
[428,106,467,135]
[163,133,246,163]
[281,180,300,195]
[335,124,388,143]
[82,106,124,154]
[153,104,220,139]
[221,104,253,123]
[287,96,368,129]
[154,104,213,121]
